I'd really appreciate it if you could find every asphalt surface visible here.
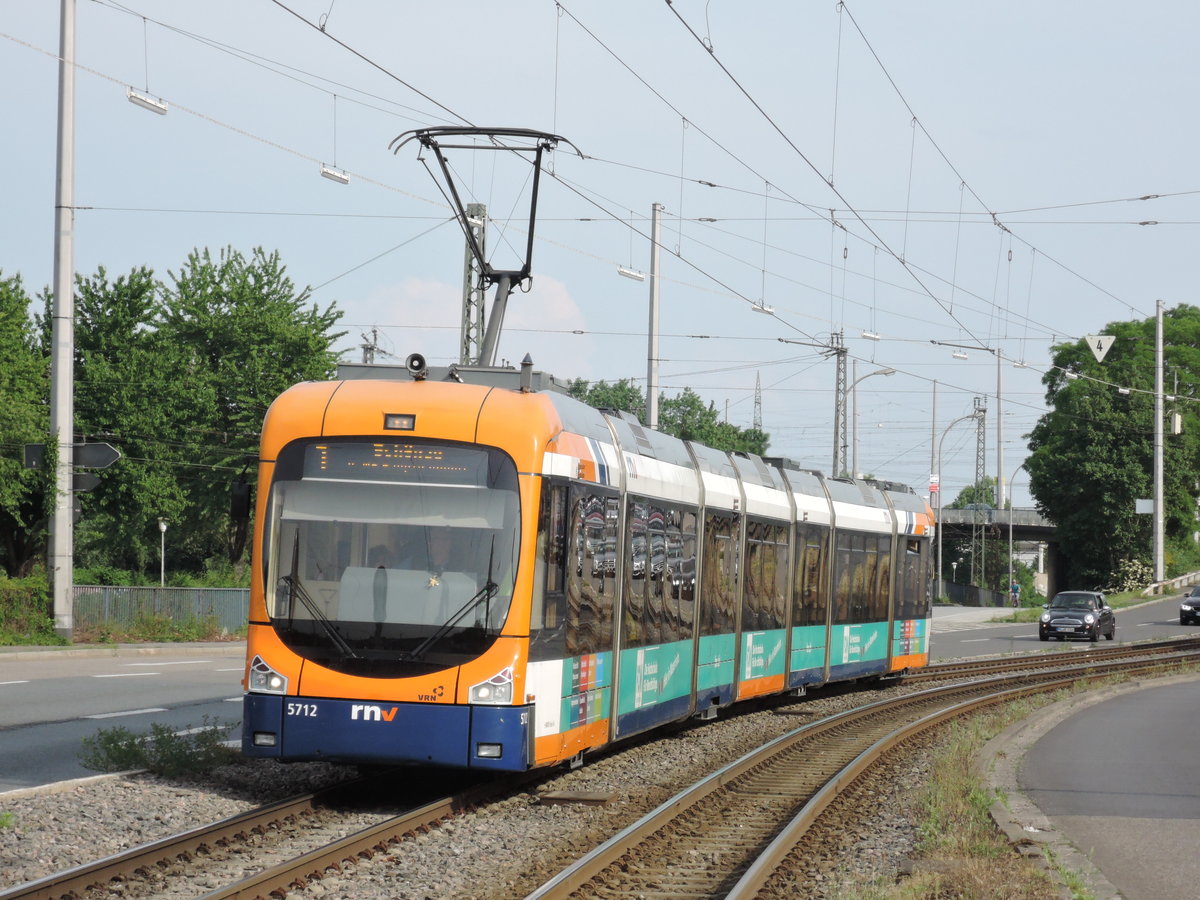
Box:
[3,603,1197,900]
[0,642,246,793]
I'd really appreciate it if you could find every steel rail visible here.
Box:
[0,786,347,900]
[195,775,529,900]
[1,772,530,900]
[526,648,1200,899]
[908,635,1200,682]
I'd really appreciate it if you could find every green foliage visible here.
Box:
[1028,305,1200,587]
[125,613,225,642]
[566,379,770,454]
[1108,558,1153,593]
[12,247,345,582]
[0,811,13,828]
[0,576,66,646]
[0,272,52,577]
[78,716,238,777]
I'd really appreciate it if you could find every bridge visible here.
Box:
[936,507,1065,599]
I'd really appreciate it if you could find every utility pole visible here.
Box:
[49,0,77,640]
[831,332,847,475]
[1154,298,1165,582]
[753,371,762,431]
[996,351,1005,510]
[460,202,486,365]
[647,202,662,429]
[776,331,846,474]
[360,327,379,364]
[972,395,987,587]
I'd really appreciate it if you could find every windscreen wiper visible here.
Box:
[282,532,357,659]
[403,579,498,662]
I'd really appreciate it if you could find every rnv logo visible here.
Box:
[350,704,399,722]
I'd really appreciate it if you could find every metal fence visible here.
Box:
[73,585,250,634]
[939,581,1010,607]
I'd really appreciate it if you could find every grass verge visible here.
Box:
[78,716,239,777]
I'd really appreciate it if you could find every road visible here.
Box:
[929,594,1194,660]
[0,644,245,792]
[0,596,1189,793]
[1020,678,1200,900]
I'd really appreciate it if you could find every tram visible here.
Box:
[241,356,933,771]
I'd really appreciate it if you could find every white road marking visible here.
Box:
[93,672,158,678]
[126,660,212,666]
[224,697,242,702]
[961,638,992,643]
[84,708,168,719]
[215,667,243,672]
[0,680,30,686]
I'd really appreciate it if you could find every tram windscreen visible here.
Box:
[264,439,520,675]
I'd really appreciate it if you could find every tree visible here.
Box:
[31,248,345,578]
[942,476,1013,590]
[566,380,770,455]
[156,247,345,568]
[0,273,51,576]
[71,266,192,571]
[1026,305,1200,587]
[566,378,646,420]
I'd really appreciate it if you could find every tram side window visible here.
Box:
[567,490,616,656]
[530,482,568,660]
[621,500,698,649]
[699,513,739,637]
[792,524,829,628]
[667,509,698,642]
[897,537,930,619]
[834,531,876,625]
[742,520,788,632]
[875,534,892,621]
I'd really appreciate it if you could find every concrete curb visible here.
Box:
[974,673,1200,899]
[0,642,246,663]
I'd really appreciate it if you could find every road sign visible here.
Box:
[1086,334,1115,363]
[73,472,101,492]
[23,444,45,469]
[75,442,121,469]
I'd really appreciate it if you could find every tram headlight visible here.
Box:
[248,655,288,694]
[469,666,514,705]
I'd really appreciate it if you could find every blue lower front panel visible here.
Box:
[242,694,534,771]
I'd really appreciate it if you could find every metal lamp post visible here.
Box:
[936,410,984,598]
[158,518,167,587]
[849,362,896,478]
[1007,462,1027,603]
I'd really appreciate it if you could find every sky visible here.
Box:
[5,0,1199,509]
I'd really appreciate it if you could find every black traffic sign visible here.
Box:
[73,472,101,492]
[75,442,121,469]
[23,442,122,470]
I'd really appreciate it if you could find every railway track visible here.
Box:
[6,639,1197,900]
[525,644,1200,899]
[907,634,1200,682]
[0,771,526,900]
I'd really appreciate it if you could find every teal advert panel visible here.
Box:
[830,622,888,666]
[696,633,735,691]
[616,641,694,715]
[788,624,827,672]
[892,617,930,656]
[740,629,786,680]
[558,651,612,731]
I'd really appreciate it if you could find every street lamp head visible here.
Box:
[158,517,167,533]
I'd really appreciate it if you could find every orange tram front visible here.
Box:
[241,364,934,772]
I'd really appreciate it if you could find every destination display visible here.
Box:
[302,440,484,484]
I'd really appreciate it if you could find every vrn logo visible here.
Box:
[350,704,399,722]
